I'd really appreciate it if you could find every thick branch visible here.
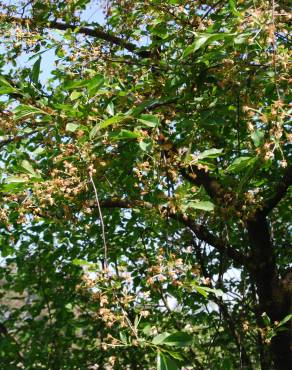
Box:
[0,14,151,58]
[154,134,225,202]
[0,322,24,362]
[258,165,292,217]
[90,198,248,266]
[180,167,224,202]
[173,213,248,266]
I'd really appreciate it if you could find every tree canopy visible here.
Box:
[0,1,291,369]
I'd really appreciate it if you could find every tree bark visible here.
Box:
[247,214,292,369]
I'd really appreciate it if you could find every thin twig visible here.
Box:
[0,130,39,149]
[201,0,224,21]
[88,168,108,267]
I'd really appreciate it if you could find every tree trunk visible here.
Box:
[247,214,292,369]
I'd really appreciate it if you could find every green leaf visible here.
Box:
[139,139,152,152]
[0,86,16,95]
[276,314,292,328]
[251,130,264,147]
[21,160,37,177]
[0,76,19,95]
[261,312,271,327]
[69,91,83,101]
[111,130,141,141]
[0,86,17,95]
[72,259,96,267]
[138,114,160,127]
[134,315,140,330]
[188,201,215,211]
[87,74,105,96]
[5,175,28,183]
[100,114,128,129]
[183,33,235,58]
[142,324,152,335]
[128,99,159,116]
[64,80,88,90]
[106,102,115,116]
[200,287,224,298]
[13,104,50,121]
[32,146,45,156]
[191,284,223,298]
[226,157,256,173]
[166,351,184,361]
[193,285,208,297]
[198,148,223,160]
[234,33,249,44]
[65,303,73,310]
[183,35,211,57]
[90,114,128,139]
[0,76,15,88]
[31,57,41,85]
[64,74,104,96]
[149,23,168,39]
[66,123,80,132]
[221,358,234,370]
[229,0,241,16]
[162,332,193,347]
[119,331,128,344]
[157,353,178,370]
[152,332,170,345]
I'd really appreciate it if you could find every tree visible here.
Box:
[0,0,291,369]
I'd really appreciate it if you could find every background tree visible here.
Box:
[0,1,291,369]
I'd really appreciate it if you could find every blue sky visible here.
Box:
[2,1,105,84]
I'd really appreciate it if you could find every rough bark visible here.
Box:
[247,213,292,369]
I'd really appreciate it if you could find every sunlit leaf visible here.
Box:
[5,175,28,183]
[90,114,129,138]
[187,201,215,211]
[69,91,83,101]
[138,114,160,127]
[183,33,236,58]
[226,157,256,173]
[161,332,193,347]
[13,104,50,121]
[152,332,171,345]
[0,76,19,95]
[198,148,223,160]
[66,123,80,132]
[21,160,37,177]
[157,353,178,370]
[31,57,41,85]
[229,0,241,16]
[251,130,264,147]
[111,130,141,141]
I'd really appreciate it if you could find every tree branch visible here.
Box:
[0,14,151,58]
[96,198,153,210]
[173,213,248,266]
[0,322,25,363]
[89,170,108,267]
[90,198,248,267]
[0,130,39,149]
[152,131,225,202]
[201,0,224,21]
[257,165,292,217]
[180,167,224,202]
[192,241,252,368]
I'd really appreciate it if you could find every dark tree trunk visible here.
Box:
[247,214,292,370]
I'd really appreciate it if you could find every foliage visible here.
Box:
[0,0,291,369]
